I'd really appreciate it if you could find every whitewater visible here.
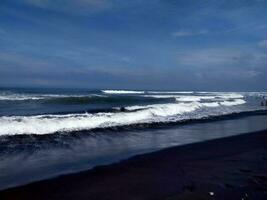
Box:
[0,89,265,136]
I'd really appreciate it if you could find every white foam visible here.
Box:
[124,105,147,111]
[101,90,145,94]
[0,102,200,135]
[125,102,201,113]
[201,102,220,107]
[243,92,267,97]
[198,92,244,99]
[144,95,179,99]
[0,97,248,136]
[0,91,249,136]
[144,95,216,102]
[176,96,216,102]
[147,91,194,94]
[0,91,245,101]
[0,95,44,101]
[220,99,246,106]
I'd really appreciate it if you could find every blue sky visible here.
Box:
[1,0,267,91]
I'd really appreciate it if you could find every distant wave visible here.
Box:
[0,99,247,136]
[101,90,195,94]
[144,95,216,101]
[0,92,113,103]
[143,93,244,102]
[197,92,246,99]
[0,93,171,104]
[147,91,194,94]
[0,93,97,101]
[0,91,247,102]
[0,94,45,101]
[101,90,145,94]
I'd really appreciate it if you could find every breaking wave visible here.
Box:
[0,99,247,136]
[101,90,145,94]
[147,91,194,94]
[1,89,266,136]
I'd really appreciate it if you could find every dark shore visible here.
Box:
[1,130,267,200]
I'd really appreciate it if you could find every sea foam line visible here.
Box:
[147,91,194,94]
[101,90,145,94]
[143,94,244,101]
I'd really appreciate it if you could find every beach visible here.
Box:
[2,0,267,199]
[1,129,266,200]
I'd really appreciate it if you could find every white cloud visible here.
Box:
[0,29,5,35]
[176,48,242,66]
[172,30,208,37]
[258,39,267,47]
[195,69,261,80]
[24,0,112,13]
[175,47,267,80]
[176,47,267,68]
[0,52,56,71]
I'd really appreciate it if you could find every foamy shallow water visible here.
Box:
[1,114,267,190]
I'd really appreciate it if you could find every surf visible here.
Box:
[0,99,248,136]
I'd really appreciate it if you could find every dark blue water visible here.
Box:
[0,88,267,190]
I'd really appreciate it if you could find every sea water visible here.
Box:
[0,88,267,189]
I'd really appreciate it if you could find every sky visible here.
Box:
[0,0,267,91]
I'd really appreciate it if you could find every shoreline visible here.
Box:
[1,129,267,199]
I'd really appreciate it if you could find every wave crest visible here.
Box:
[0,99,247,135]
[101,90,145,94]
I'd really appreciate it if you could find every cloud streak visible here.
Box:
[258,39,267,47]
[22,0,112,13]
[175,47,266,81]
[172,30,209,37]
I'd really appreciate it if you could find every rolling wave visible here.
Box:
[0,90,265,136]
[124,99,246,111]
[0,99,247,136]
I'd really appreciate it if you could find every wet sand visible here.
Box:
[0,129,267,200]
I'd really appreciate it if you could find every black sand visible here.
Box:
[1,130,267,200]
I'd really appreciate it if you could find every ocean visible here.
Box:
[0,88,267,189]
